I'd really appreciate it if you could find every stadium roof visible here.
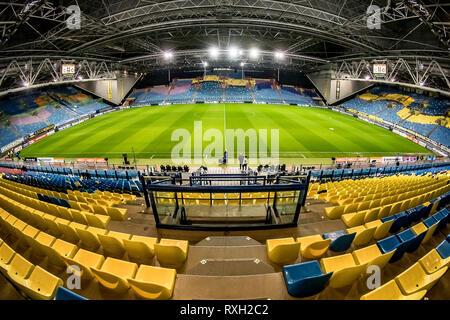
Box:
[0,0,449,93]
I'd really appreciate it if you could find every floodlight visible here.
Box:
[228,47,239,59]
[209,47,219,58]
[275,51,285,60]
[164,51,173,59]
[249,48,259,59]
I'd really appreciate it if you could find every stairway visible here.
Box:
[426,125,440,137]
[276,87,285,103]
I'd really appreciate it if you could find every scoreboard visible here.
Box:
[61,63,76,75]
[373,63,387,77]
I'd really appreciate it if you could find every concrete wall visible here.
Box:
[76,75,141,105]
[307,69,373,105]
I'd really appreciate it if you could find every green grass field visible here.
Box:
[20,103,431,164]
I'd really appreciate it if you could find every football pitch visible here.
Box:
[20,103,431,164]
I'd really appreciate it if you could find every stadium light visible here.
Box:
[365,75,371,80]
[23,81,29,87]
[274,51,285,60]
[209,47,219,58]
[203,61,208,67]
[420,81,425,86]
[78,75,83,80]
[240,62,245,67]
[164,51,173,59]
[228,47,240,59]
[249,47,259,59]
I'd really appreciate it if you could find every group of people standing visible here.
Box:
[221,150,248,170]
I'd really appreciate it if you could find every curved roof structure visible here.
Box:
[0,0,448,93]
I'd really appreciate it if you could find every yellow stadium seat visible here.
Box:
[90,257,138,294]
[266,237,300,265]
[123,236,157,264]
[364,208,380,223]
[32,231,56,257]
[85,213,110,229]
[346,225,376,246]
[154,239,189,269]
[365,219,394,240]
[76,226,107,251]
[45,217,64,238]
[107,207,127,221]
[17,265,63,300]
[352,244,395,270]
[0,242,15,274]
[320,254,366,288]
[341,211,366,228]
[21,225,40,249]
[128,265,176,300]
[360,279,426,300]
[419,249,450,274]
[7,253,34,282]
[296,235,331,260]
[92,204,109,216]
[411,222,437,244]
[395,263,448,295]
[389,202,402,215]
[357,201,370,212]
[343,203,358,214]
[377,205,392,219]
[324,206,344,219]
[42,238,78,269]
[64,248,105,281]
[58,221,83,244]
[57,207,73,221]
[98,231,132,258]
[69,209,88,225]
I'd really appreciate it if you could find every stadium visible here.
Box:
[0,0,449,308]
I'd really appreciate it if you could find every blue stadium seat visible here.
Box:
[322,230,356,252]
[282,261,333,298]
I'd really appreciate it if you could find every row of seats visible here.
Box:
[0,176,130,221]
[266,192,446,265]
[361,237,449,300]
[0,207,190,299]
[281,211,449,298]
[0,185,111,229]
[0,190,188,268]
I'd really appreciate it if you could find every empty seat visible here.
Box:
[346,225,376,246]
[296,235,331,259]
[282,260,333,298]
[98,231,132,258]
[320,254,365,288]
[436,239,450,259]
[322,231,356,252]
[127,265,177,300]
[55,286,88,300]
[64,248,105,281]
[395,262,447,295]
[324,206,344,219]
[76,226,107,250]
[266,237,300,265]
[360,279,427,300]
[41,238,78,269]
[123,235,157,264]
[17,266,63,300]
[365,219,394,240]
[0,242,15,274]
[90,257,138,294]
[154,239,189,268]
[419,248,450,274]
